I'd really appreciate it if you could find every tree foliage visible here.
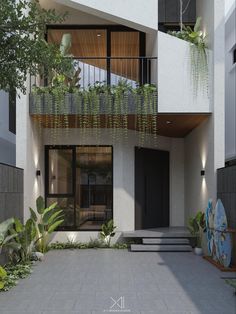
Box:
[0,0,71,93]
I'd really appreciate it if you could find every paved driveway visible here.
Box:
[0,249,235,314]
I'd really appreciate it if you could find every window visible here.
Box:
[9,89,16,134]
[47,26,146,87]
[46,146,113,231]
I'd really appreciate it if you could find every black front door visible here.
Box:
[135,147,169,229]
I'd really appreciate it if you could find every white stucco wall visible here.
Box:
[54,0,158,33]
[16,84,44,220]
[18,126,185,241]
[40,0,115,25]
[185,117,215,220]
[0,91,16,166]
[158,31,211,113]
[225,5,236,161]
[185,0,225,220]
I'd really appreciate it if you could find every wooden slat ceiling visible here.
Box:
[31,114,210,138]
[47,29,140,81]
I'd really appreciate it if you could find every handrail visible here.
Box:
[72,56,157,60]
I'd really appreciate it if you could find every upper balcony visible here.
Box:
[29,27,159,135]
[29,24,211,137]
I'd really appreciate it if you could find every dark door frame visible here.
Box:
[134,147,170,230]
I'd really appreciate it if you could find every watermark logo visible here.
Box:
[104,296,130,312]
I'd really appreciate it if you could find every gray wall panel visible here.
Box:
[217,165,236,228]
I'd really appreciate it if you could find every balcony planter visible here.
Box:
[30,83,158,145]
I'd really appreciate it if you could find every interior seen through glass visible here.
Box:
[47,29,140,87]
[47,146,112,230]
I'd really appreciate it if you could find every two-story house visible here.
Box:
[15,0,225,244]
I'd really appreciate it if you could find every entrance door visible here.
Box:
[135,147,169,229]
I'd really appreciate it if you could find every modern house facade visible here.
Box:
[16,0,225,242]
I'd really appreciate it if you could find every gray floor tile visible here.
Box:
[0,250,234,313]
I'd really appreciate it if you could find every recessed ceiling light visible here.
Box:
[166,120,172,125]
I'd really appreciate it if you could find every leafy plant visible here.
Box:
[168,17,208,95]
[188,211,206,248]
[0,0,70,93]
[0,262,33,292]
[9,218,36,263]
[0,266,7,290]
[0,218,20,254]
[32,81,158,146]
[29,196,64,253]
[100,220,116,247]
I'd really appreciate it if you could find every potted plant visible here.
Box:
[188,211,206,255]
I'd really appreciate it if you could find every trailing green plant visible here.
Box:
[188,211,206,248]
[29,196,64,253]
[100,219,116,247]
[0,218,20,254]
[32,81,158,145]
[168,17,208,96]
[8,218,36,263]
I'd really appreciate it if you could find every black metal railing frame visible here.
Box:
[30,56,157,91]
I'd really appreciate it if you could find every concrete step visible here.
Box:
[142,238,190,245]
[131,244,192,252]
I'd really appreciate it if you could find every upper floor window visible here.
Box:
[47,26,149,88]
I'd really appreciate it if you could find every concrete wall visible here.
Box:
[185,117,215,220]
[0,163,23,222]
[184,0,225,220]
[18,126,185,241]
[40,0,115,25]
[158,31,211,113]
[0,91,16,166]
[16,83,44,221]
[225,5,236,161]
[54,0,158,33]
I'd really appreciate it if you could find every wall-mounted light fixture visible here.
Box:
[201,170,205,176]
[36,170,41,176]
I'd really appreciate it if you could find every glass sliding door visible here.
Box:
[110,31,140,87]
[46,147,75,229]
[76,147,112,230]
[45,146,113,231]
[48,29,107,88]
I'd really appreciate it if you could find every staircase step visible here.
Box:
[142,238,190,245]
[131,244,192,252]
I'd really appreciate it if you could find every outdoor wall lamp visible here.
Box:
[36,170,41,176]
[201,170,205,176]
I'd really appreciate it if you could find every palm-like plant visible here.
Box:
[29,196,64,253]
[10,218,36,263]
[0,218,20,254]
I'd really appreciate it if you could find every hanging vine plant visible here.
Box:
[30,30,158,145]
[168,17,209,96]
[31,80,158,145]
